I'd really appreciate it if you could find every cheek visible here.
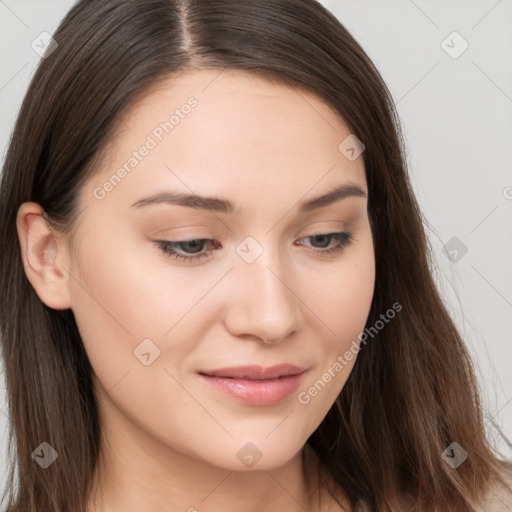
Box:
[67,229,225,386]
[298,238,375,405]
[334,246,376,363]
[305,233,376,341]
[69,224,205,332]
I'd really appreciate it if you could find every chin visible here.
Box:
[203,437,306,473]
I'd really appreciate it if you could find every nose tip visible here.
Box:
[224,253,304,345]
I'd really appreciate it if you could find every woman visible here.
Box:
[0,1,510,511]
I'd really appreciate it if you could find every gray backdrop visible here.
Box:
[1,0,511,494]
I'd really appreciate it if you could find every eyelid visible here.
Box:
[293,219,346,238]
[151,225,212,236]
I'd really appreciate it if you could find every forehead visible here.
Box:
[82,69,367,213]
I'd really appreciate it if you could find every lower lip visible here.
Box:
[198,371,307,406]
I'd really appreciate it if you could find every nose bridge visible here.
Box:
[227,237,302,342]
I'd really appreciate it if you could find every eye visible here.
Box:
[295,232,354,257]
[155,238,220,262]
[154,231,354,262]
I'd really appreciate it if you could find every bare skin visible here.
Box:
[17,69,372,511]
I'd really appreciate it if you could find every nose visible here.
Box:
[223,247,304,345]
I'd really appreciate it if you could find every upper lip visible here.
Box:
[198,364,307,380]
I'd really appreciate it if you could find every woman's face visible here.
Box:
[65,69,375,471]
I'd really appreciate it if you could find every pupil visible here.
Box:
[184,240,204,253]
[313,234,330,248]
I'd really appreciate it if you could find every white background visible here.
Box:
[0,0,511,494]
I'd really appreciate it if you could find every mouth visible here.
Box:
[197,365,308,406]
[198,373,296,381]
[198,364,307,380]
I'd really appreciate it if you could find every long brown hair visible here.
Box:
[1,1,510,511]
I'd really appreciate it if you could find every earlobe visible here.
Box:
[16,202,73,310]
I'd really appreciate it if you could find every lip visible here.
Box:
[197,364,308,406]
[199,364,307,380]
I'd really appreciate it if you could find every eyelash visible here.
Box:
[155,232,354,262]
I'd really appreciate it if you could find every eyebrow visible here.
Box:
[130,182,367,215]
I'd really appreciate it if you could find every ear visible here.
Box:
[16,202,73,310]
